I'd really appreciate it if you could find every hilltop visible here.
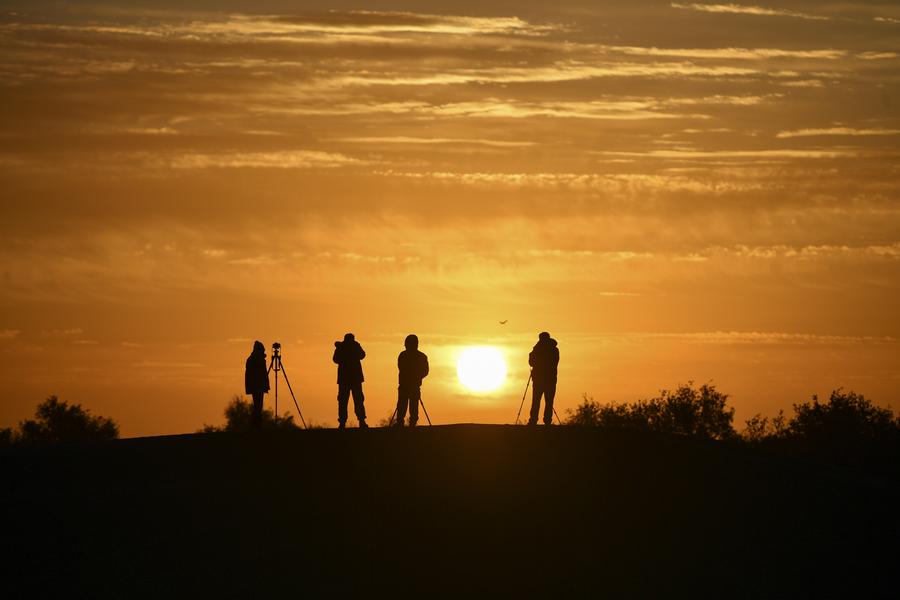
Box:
[2,425,898,597]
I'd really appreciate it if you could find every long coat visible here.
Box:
[333,340,366,384]
[528,338,559,383]
[245,352,270,394]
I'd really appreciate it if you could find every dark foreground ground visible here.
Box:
[2,425,899,598]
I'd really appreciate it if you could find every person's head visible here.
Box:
[252,340,265,354]
[404,334,418,350]
[538,331,551,342]
[343,333,355,343]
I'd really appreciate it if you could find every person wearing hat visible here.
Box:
[395,334,429,427]
[333,333,368,429]
[244,340,270,428]
[528,332,559,425]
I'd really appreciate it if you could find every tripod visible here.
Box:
[515,371,562,425]
[267,343,307,429]
[387,396,432,426]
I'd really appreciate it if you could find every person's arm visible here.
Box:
[357,344,366,360]
[422,354,429,379]
[528,350,536,368]
[553,348,560,367]
[333,346,341,364]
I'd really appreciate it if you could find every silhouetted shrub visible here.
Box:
[787,389,895,444]
[201,395,297,433]
[0,427,13,447]
[13,396,119,444]
[739,389,899,469]
[566,383,737,440]
[566,395,604,426]
[741,410,788,443]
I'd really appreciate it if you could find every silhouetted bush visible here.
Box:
[565,383,737,440]
[200,395,298,433]
[787,389,895,444]
[0,427,13,447]
[8,396,119,444]
[739,389,900,470]
[741,410,788,443]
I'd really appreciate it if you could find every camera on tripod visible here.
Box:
[266,342,307,428]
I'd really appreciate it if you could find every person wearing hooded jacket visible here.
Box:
[333,333,368,429]
[395,334,429,427]
[528,331,559,425]
[245,341,270,428]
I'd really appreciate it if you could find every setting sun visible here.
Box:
[457,347,508,393]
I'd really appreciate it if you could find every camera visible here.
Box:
[272,342,281,356]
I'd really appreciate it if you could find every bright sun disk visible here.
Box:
[457,346,507,392]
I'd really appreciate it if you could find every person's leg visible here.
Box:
[395,386,409,426]
[251,392,264,428]
[543,381,557,425]
[528,382,543,424]
[409,386,421,426]
[352,382,367,426]
[337,384,350,428]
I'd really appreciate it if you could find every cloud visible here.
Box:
[776,127,900,139]
[856,51,899,60]
[0,329,20,340]
[326,61,759,87]
[332,136,536,148]
[632,331,897,345]
[184,12,559,38]
[607,46,845,60]
[670,3,829,21]
[167,150,362,169]
[594,148,863,159]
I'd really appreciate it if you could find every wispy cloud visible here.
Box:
[607,45,845,60]
[0,329,20,340]
[632,331,897,344]
[856,51,899,60]
[777,127,900,138]
[168,151,362,169]
[594,148,862,159]
[326,61,759,87]
[670,3,829,21]
[184,12,560,37]
[332,136,536,147]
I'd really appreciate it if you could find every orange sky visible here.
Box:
[1,1,898,436]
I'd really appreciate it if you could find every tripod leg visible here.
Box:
[553,407,562,425]
[278,362,308,429]
[515,373,531,424]
[419,397,432,426]
[388,407,397,427]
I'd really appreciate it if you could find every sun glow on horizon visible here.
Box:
[456,346,507,393]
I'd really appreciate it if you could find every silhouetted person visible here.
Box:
[245,340,270,428]
[528,331,559,425]
[333,333,368,429]
[395,334,429,427]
